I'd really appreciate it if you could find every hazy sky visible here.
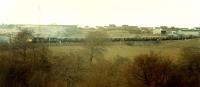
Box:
[0,0,200,27]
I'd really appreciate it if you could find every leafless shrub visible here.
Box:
[177,46,200,87]
[0,49,52,87]
[51,51,89,87]
[181,46,200,73]
[127,51,174,87]
[0,29,53,87]
[77,57,130,87]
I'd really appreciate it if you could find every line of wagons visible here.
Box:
[31,35,198,43]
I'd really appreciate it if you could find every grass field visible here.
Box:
[49,38,200,61]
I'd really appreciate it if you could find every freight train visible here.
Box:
[31,35,198,43]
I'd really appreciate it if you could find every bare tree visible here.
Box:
[84,31,109,63]
[12,29,34,57]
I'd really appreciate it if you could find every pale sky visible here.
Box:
[0,0,200,27]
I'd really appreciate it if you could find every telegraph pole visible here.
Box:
[37,4,41,43]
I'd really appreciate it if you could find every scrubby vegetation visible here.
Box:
[0,30,199,87]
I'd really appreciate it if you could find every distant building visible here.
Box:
[161,30,167,35]
[178,28,189,30]
[153,28,162,34]
[177,30,200,36]
[96,26,105,29]
[121,25,139,29]
[140,27,154,30]
[63,25,78,29]
[130,26,139,29]
[122,25,129,28]
[168,31,177,34]
[108,24,116,29]
[0,29,20,34]
[160,26,168,30]
[0,24,17,29]
[194,27,200,30]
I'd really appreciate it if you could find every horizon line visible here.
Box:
[0,23,200,28]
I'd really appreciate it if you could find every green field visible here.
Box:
[49,38,200,61]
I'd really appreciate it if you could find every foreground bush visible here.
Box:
[127,52,174,87]
[77,57,130,87]
[178,46,200,87]
[0,29,54,87]
[0,47,52,87]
